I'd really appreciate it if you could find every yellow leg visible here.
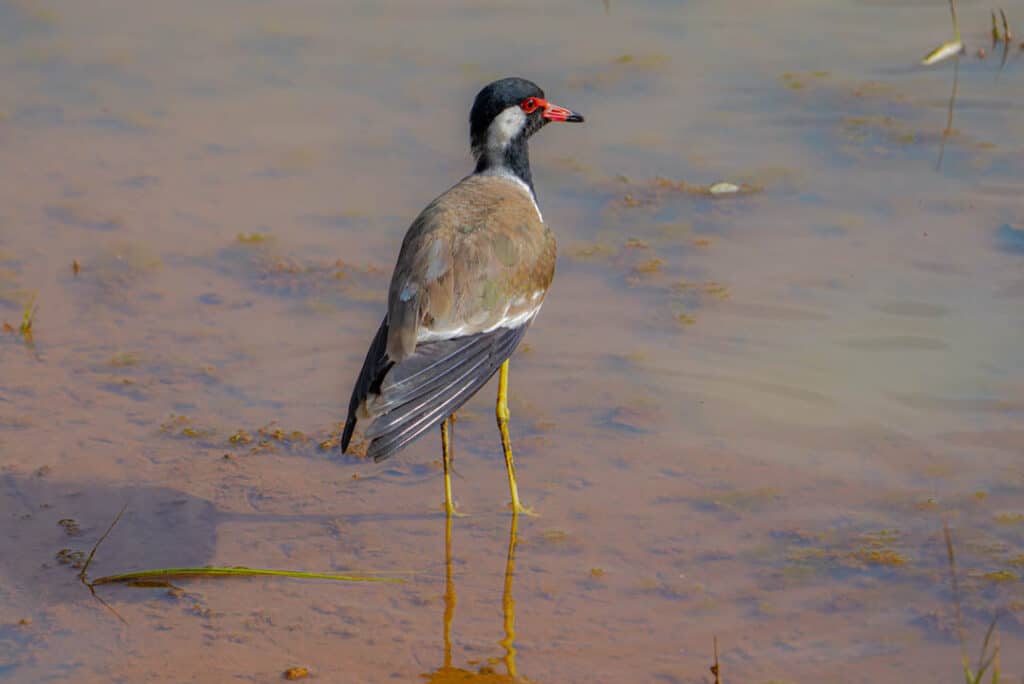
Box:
[442,507,456,670]
[499,512,520,677]
[441,416,464,516]
[496,360,536,516]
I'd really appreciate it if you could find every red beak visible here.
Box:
[542,101,585,123]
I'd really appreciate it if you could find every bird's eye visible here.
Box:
[521,97,539,114]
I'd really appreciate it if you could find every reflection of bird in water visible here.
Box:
[340,77,584,516]
[422,513,534,683]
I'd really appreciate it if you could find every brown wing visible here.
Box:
[341,174,556,461]
[385,174,555,359]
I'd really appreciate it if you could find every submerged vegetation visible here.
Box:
[921,1,1020,69]
[158,412,354,459]
[917,1,1021,166]
[944,524,1003,684]
[2,292,37,343]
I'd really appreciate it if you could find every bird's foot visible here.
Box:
[442,501,469,518]
[509,502,539,517]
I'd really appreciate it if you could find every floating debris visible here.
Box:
[921,40,963,65]
[58,518,81,536]
[922,0,963,65]
[652,176,761,197]
[708,181,740,195]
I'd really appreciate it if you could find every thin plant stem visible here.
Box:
[936,55,959,170]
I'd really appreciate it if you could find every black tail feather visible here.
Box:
[341,317,391,453]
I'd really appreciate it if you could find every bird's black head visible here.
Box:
[468,77,584,189]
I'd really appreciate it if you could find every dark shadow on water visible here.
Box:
[0,471,491,610]
[0,474,218,607]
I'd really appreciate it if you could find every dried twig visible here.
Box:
[710,636,722,684]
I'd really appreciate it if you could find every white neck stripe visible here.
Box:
[482,169,543,223]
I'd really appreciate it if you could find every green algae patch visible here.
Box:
[108,352,141,368]
[567,52,670,90]
[853,548,908,567]
[981,570,1017,583]
[692,487,781,517]
[236,231,273,244]
[160,414,217,442]
[994,512,1024,525]
[632,257,664,275]
[229,429,253,445]
[218,236,387,308]
[767,526,917,582]
[567,240,619,262]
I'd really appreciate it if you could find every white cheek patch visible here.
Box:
[487,106,527,153]
[481,105,545,223]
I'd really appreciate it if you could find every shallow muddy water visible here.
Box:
[2,1,1023,682]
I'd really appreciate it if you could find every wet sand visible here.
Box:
[1,0,1023,682]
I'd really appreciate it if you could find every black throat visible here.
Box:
[474,136,535,198]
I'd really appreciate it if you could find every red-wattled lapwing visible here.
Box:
[341,77,584,516]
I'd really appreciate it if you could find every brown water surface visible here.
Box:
[2,1,1023,682]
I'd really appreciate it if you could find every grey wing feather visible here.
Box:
[364,324,530,462]
[373,332,496,412]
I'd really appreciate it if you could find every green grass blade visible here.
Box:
[944,524,974,682]
[975,614,1000,675]
[91,566,404,585]
[19,294,36,337]
[991,634,1000,684]
[79,504,127,583]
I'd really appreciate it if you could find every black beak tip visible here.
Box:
[568,112,585,123]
